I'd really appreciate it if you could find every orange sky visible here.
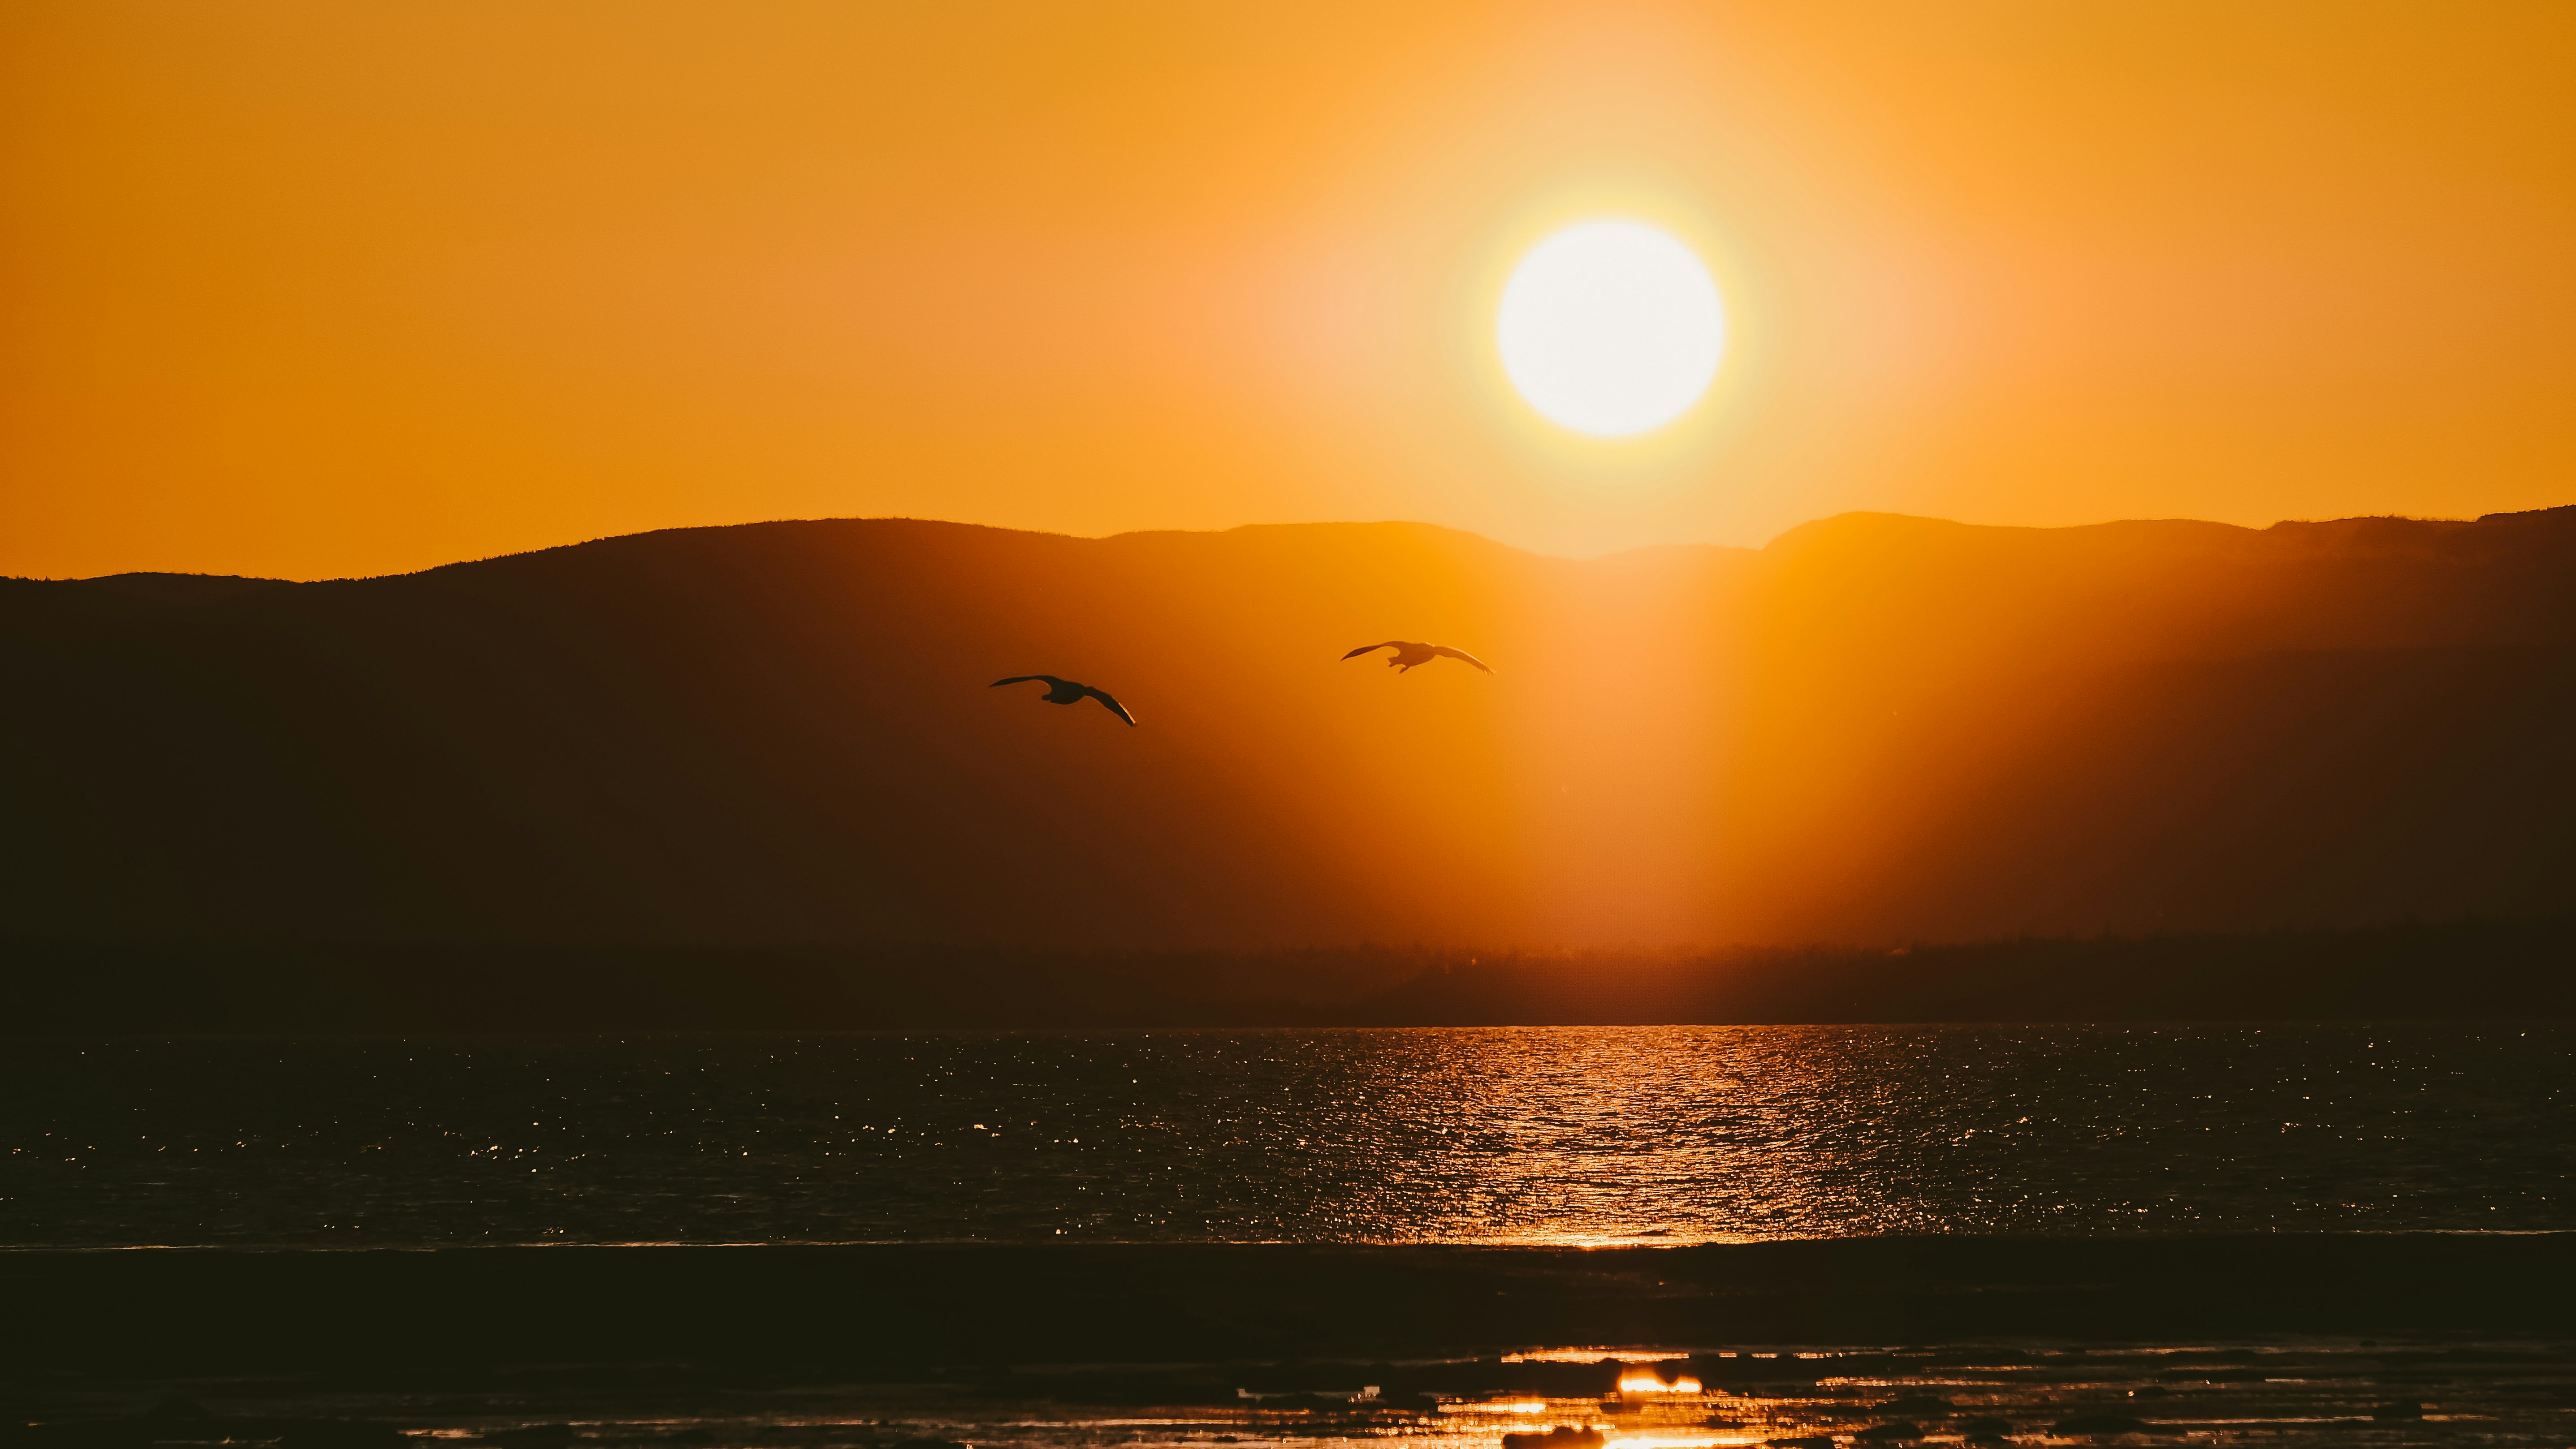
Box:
[6,2,2575,581]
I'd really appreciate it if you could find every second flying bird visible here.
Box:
[1340,641,1494,674]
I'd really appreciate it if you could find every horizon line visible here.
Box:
[20,502,2568,587]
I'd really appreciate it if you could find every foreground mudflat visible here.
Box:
[4,1338,2573,1449]
[3,1239,2572,1449]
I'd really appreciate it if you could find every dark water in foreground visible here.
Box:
[5,1025,2568,1247]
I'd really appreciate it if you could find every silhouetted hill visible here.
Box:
[2,507,2572,968]
[3,918,2567,1031]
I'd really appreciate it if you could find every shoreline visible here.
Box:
[6,1236,2572,1376]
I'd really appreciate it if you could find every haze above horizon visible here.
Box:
[9,3,2576,581]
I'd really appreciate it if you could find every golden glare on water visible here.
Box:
[1497,220,1726,437]
[1617,1373,1705,1395]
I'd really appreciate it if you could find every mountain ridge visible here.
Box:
[56,503,2574,596]
[3,506,2570,956]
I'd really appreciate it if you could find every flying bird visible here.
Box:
[991,675,1138,725]
[1340,641,1494,674]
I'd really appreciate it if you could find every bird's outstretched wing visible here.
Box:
[1430,645,1494,673]
[1340,643,1398,660]
[1080,686,1138,725]
[991,675,1055,688]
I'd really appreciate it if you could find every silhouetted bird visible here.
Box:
[991,675,1138,725]
[1340,641,1493,674]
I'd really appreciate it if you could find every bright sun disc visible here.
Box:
[1497,220,1725,437]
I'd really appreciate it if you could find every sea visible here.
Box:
[6,1025,2573,1449]
[6,1024,2569,1248]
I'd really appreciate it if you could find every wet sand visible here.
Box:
[4,1238,2571,1449]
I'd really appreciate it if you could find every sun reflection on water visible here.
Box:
[12,1025,2567,1248]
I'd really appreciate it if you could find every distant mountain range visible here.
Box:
[4,507,2572,958]
[6,919,2568,1030]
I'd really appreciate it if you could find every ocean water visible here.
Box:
[5,1024,2568,1249]
[10,1019,2566,1246]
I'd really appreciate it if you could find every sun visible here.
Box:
[1496,220,1726,438]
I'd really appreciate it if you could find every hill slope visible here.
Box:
[2,508,2571,949]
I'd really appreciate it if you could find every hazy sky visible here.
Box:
[7,2,2575,580]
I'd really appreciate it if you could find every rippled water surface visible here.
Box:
[4,1025,2569,1247]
